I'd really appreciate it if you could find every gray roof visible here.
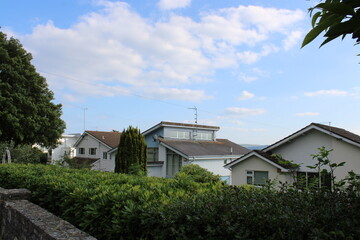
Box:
[159,138,250,157]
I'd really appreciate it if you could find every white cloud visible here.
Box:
[237,91,255,100]
[295,112,320,116]
[304,90,349,97]
[141,87,212,101]
[283,30,303,50]
[239,74,258,83]
[17,1,305,101]
[158,0,191,10]
[237,45,279,64]
[225,107,266,116]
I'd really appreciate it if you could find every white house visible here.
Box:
[225,123,360,187]
[50,134,81,164]
[73,130,121,171]
[142,121,250,182]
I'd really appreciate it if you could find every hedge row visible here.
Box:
[1,164,360,240]
[0,164,223,239]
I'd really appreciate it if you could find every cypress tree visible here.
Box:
[114,126,147,174]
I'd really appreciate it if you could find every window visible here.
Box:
[147,148,158,162]
[166,149,182,177]
[246,171,269,185]
[220,176,230,184]
[89,148,96,155]
[194,132,213,140]
[296,172,331,189]
[78,148,85,154]
[169,130,190,139]
[103,152,107,159]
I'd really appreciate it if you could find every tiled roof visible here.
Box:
[264,122,360,151]
[312,123,360,144]
[159,138,250,157]
[86,131,121,148]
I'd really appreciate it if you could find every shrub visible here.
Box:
[1,164,360,240]
[0,164,222,239]
[174,164,222,184]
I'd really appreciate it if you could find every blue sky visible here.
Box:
[1,0,359,145]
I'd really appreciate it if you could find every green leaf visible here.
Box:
[325,19,358,38]
[320,35,340,47]
[312,12,322,27]
[302,15,343,48]
[315,2,355,16]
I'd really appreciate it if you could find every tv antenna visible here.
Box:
[188,106,198,124]
[188,106,198,138]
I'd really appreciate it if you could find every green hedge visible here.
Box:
[1,164,360,240]
[0,164,222,239]
[146,187,360,239]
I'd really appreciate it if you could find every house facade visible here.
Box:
[226,123,360,187]
[50,134,81,163]
[143,121,250,182]
[73,131,121,171]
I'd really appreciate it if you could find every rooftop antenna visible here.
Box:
[188,106,198,137]
[188,106,198,124]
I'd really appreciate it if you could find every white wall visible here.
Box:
[191,157,237,178]
[332,138,360,180]
[75,134,112,171]
[148,165,163,177]
[157,144,167,177]
[262,130,360,180]
[269,129,360,181]
[271,130,332,172]
[51,134,80,163]
[231,155,291,186]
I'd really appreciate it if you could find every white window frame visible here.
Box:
[78,148,85,155]
[89,148,96,155]
[246,170,269,186]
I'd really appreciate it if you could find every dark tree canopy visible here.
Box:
[302,0,360,52]
[114,126,147,174]
[0,31,65,147]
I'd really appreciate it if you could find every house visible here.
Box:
[225,123,360,187]
[50,134,81,164]
[142,121,250,182]
[73,130,121,171]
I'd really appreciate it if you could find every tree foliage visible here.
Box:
[302,0,360,52]
[0,141,47,164]
[0,31,65,147]
[114,126,147,174]
[174,164,222,184]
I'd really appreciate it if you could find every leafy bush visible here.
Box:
[61,155,93,169]
[0,164,360,240]
[0,164,222,239]
[0,142,45,164]
[174,164,222,184]
[146,186,360,239]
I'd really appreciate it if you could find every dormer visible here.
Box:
[142,121,220,141]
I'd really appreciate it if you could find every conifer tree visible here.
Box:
[114,126,147,174]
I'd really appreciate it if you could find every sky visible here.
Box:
[1,0,360,145]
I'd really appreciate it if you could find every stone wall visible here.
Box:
[0,187,96,240]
